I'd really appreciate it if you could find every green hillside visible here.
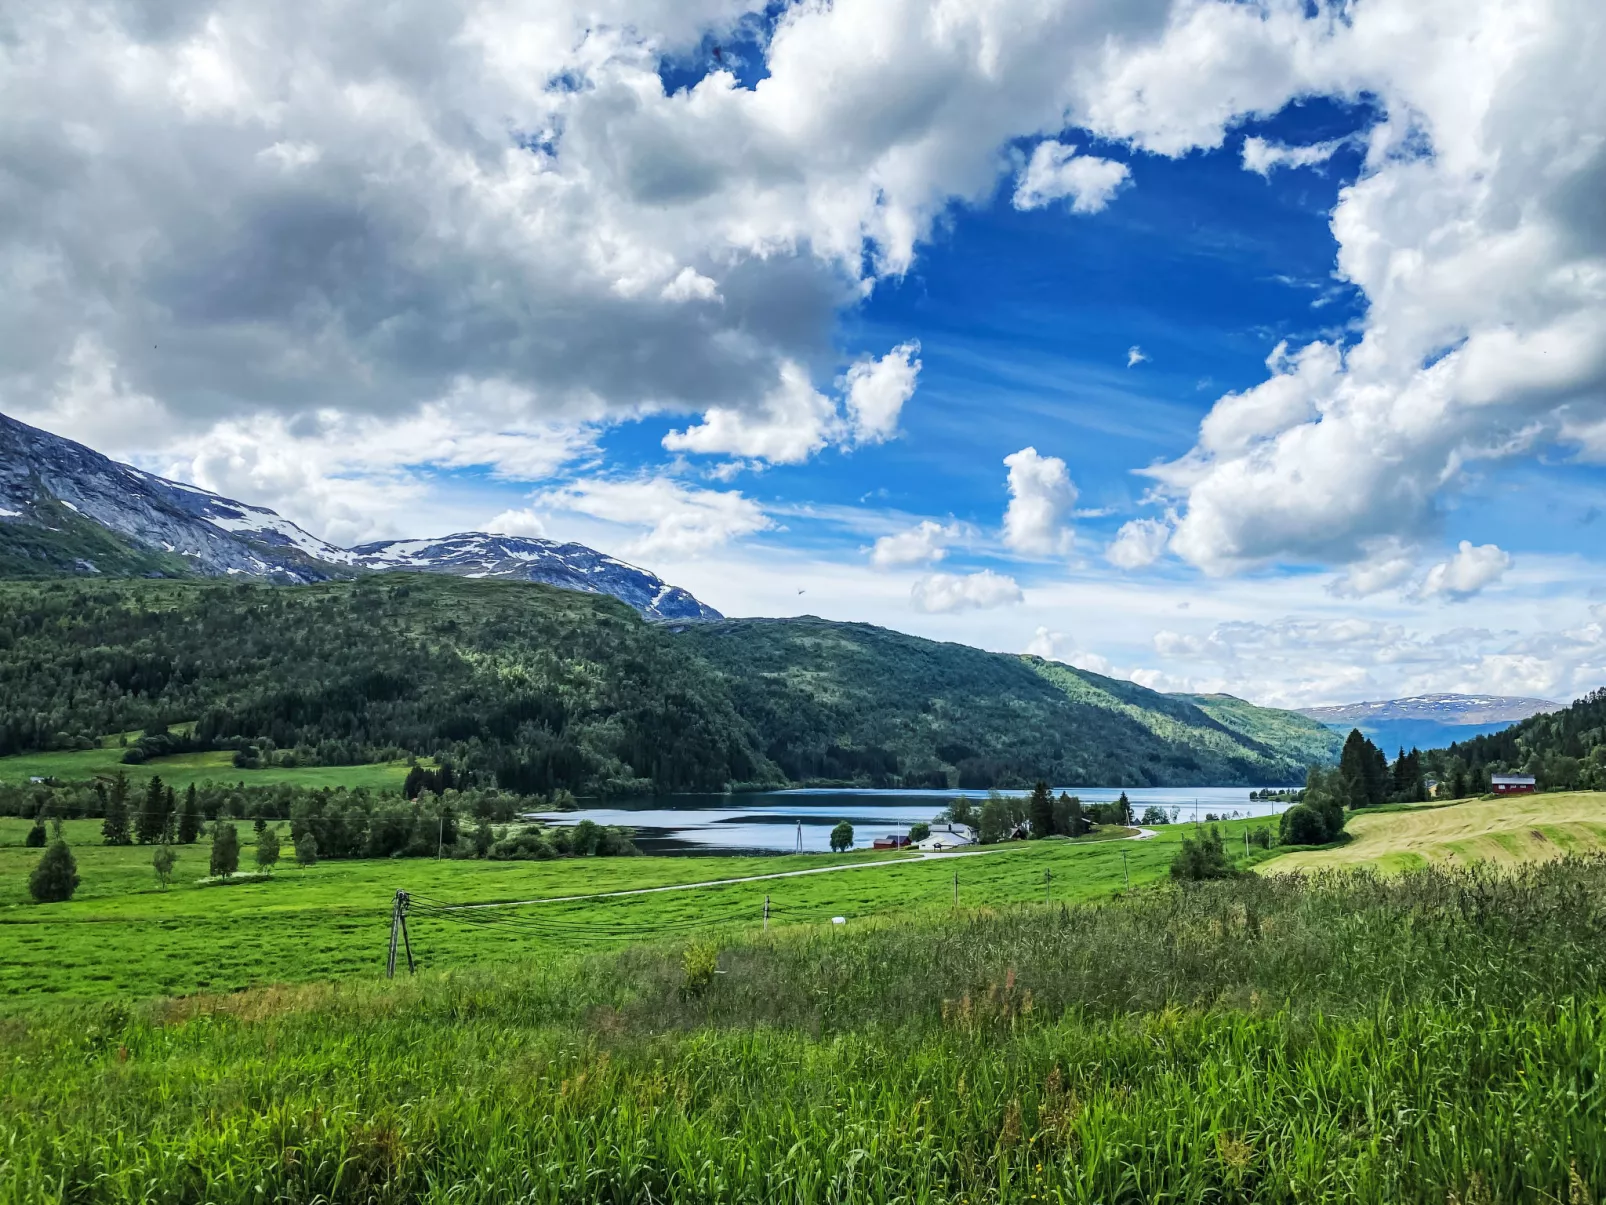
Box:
[0,577,1329,793]
[1173,691,1346,766]
[675,617,1323,786]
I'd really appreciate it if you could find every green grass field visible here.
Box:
[1261,790,1606,873]
[0,743,415,792]
[6,858,1606,1203]
[0,819,1241,1002]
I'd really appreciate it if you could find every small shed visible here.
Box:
[872,835,911,850]
[1490,774,1537,796]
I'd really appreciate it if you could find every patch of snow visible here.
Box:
[0,507,21,518]
[60,499,81,513]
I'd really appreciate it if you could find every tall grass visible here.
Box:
[6,859,1606,1202]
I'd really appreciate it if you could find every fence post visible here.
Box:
[764,894,770,932]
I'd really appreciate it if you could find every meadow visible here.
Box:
[1261,790,1606,873]
[5,858,1606,1203]
[0,743,415,793]
[0,817,1202,1000]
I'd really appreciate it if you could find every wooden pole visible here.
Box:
[386,891,401,979]
[763,894,770,932]
[398,891,415,975]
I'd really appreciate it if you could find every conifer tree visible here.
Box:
[1028,780,1055,837]
[25,813,47,847]
[210,822,239,879]
[161,785,177,844]
[135,775,166,844]
[101,773,132,845]
[178,785,201,844]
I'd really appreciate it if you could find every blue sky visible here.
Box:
[5,0,1603,707]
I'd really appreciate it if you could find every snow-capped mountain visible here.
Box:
[349,533,720,620]
[0,411,719,620]
[1297,693,1565,752]
[0,411,350,581]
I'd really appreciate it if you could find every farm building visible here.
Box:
[872,835,912,850]
[1490,774,1537,795]
[915,824,975,852]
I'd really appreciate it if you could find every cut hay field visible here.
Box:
[0,818,1229,1002]
[1260,790,1606,874]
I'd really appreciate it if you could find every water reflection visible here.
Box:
[524,786,1287,854]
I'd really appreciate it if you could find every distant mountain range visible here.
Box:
[1297,693,1566,754]
[0,411,718,621]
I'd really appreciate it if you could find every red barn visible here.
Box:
[1490,774,1537,795]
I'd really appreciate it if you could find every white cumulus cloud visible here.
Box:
[870,519,959,569]
[1013,140,1131,214]
[843,342,922,445]
[1240,135,1351,176]
[532,477,772,558]
[1003,447,1077,557]
[911,569,1024,614]
[1416,541,1512,602]
[1106,517,1171,570]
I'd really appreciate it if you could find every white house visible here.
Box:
[915,823,976,852]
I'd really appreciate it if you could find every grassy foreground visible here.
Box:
[5,859,1606,1203]
[0,819,1182,1000]
[1261,790,1606,873]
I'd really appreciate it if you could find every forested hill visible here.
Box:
[672,616,1335,787]
[0,577,1333,793]
[1427,687,1606,792]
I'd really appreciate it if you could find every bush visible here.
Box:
[1279,803,1331,846]
[29,838,79,902]
[24,819,46,847]
[1169,825,1238,882]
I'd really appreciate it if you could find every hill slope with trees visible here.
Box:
[0,577,1336,793]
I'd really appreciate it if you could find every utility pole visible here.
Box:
[437,815,444,859]
[1044,868,1052,904]
[1121,849,1130,892]
[763,894,770,932]
[386,890,415,978]
[953,869,959,908]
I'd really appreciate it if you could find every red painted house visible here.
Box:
[1490,774,1537,795]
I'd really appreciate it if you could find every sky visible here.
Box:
[3,0,1604,708]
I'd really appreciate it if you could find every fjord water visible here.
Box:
[530,786,1283,854]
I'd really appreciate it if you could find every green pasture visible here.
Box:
[0,744,414,792]
[0,818,1259,1002]
[6,860,1606,1203]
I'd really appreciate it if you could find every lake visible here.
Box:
[525,786,1289,854]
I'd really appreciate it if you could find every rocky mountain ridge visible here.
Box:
[0,411,719,620]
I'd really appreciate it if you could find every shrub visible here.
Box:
[24,818,46,847]
[29,838,79,902]
[1169,825,1238,881]
[1279,803,1330,846]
